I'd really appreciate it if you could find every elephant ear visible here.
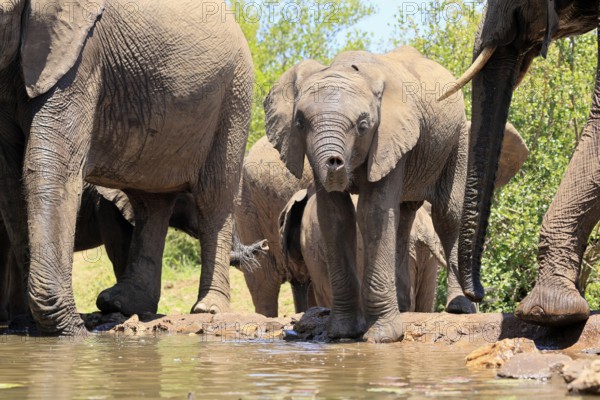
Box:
[95,186,135,225]
[495,122,529,188]
[21,0,106,98]
[278,189,309,265]
[364,63,421,182]
[264,60,325,179]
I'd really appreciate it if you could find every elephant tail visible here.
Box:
[230,223,269,273]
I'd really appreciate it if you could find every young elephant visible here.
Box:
[280,194,445,312]
[264,46,528,342]
[234,136,314,317]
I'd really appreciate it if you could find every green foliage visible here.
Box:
[163,229,200,270]
[236,0,376,148]
[392,1,599,312]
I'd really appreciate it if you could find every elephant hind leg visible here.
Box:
[516,121,600,326]
[97,192,175,316]
[242,257,281,317]
[191,65,253,315]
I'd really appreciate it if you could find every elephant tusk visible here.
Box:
[438,46,497,101]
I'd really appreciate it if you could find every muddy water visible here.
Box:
[0,334,575,399]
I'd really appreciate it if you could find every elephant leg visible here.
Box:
[24,131,86,334]
[191,79,250,315]
[433,153,475,314]
[7,251,26,320]
[307,282,319,309]
[291,279,310,313]
[396,203,419,313]
[242,258,281,317]
[516,115,600,326]
[358,167,405,343]
[317,188,362,339]
[0,220,12,322]
[97,192,175,315]
[98,198,134,282]
[414,253,439,313]
[0,142,29,322]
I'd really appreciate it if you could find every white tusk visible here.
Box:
[438,46,497,101]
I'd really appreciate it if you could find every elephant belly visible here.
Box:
[85,101,220,192]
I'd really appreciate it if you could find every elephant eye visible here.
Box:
[295,115,305,132]
[357,117,370,135]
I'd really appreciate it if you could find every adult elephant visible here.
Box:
[234,136,314,317]
[442,0,599,326]
[0,185,266,323]
[0,0,253,335]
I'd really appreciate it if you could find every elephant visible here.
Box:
[236,124,526,318]
[234,136,314,317]
[280,193,445,312]
[0,185,266,323]
[0,0,253,334]
[441,0,600,326]
[264,46,529,342]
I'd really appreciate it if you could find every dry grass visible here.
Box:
[72,247,295,316]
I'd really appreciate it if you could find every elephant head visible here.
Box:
[440,0,598,301]
[265,52,420,191]
[0,0,105,97]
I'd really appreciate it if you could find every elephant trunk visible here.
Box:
[311,118,351,192]
[459,46,521,301]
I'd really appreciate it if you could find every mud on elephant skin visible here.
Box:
[280,193,445,312]
[234,136,315,318]
[265,46,529,342]
[445,0,599,327]
[0,1,254,334]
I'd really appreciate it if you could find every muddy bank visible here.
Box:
[75,308,600,352]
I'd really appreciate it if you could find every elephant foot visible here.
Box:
[327,311,364,339]
[363,312,405,343]
[446,294,477,314]
[191,291,230,314]
[96,282,159,316]
[515,283,590,327]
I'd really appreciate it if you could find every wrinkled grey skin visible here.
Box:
[234,136,314,317]
[265,46,471,342]
[0,186,265,322]
[265,46,529,342]
[0,0,253,334]
[280,194,445,312]
[460,0,599,327]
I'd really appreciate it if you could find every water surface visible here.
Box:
[0,334,576,399]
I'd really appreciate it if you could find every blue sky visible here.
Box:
[356,1,402,43]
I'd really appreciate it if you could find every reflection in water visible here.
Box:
[0,335,573,399]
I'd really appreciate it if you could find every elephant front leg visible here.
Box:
[358,169,405,343]
[25,161,86,335]
[97,193,175,316]
[516,119,600,326]
[317,189,363,339]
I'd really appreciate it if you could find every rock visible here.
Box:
[112,314,148,336]
[466,338,538,368]
[560,359,593,383]
[292,307,330,341]
[567,360,600,394]
[563,360,600,394]
[497,353,572,380]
